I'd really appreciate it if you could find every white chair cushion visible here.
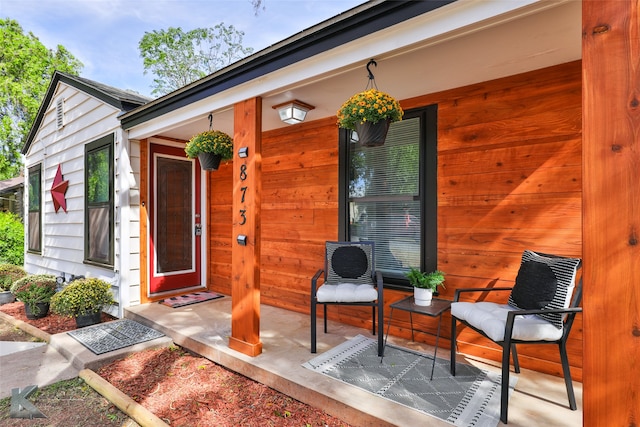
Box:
[316,283,378,303]
[451,301,563,342]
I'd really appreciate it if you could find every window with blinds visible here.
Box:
[343,105,437,288]
[28,165,42,253]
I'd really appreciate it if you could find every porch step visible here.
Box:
[50,328,173,371]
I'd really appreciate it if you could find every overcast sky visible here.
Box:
[2,0,364,98]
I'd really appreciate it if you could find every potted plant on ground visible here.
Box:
[405,268,446,306]
[0,264,26,305]
[337,88,404,147]
[184,130,234,171]
[51,277,116,327]
[10,274,57,318]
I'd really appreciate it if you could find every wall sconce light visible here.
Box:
[272,100,315,125]
[237,234,247,246]
[350,130,359,144]
[238,147,249,158]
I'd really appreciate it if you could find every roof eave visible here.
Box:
[120,0,455,130]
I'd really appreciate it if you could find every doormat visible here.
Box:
[67,319,165,355]
[303,335,516,427]
[159,291,224,308]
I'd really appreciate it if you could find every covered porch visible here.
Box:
[118,2,638,426]
[125,296,582,426]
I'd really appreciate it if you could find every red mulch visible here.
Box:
[0,301,354,427]
[0,301,115,334]
[98,347,353,427]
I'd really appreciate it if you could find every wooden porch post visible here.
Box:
[229,97,263,356]
[583,1,639,425]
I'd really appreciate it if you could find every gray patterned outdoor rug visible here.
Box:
[67,319,165,355]
[303,334,516,427]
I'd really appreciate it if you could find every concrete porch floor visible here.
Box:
[125,296,582,427]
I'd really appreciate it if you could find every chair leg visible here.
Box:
[372,306,376,335]
[376,303,384,357]
[500,342,511,424]
[511,343,520,373]
[559,342,578,410]
[311,300,317,353]
[450,317,457,376]
[323,305,328,333]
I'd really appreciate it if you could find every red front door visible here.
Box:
[149,144,202,294]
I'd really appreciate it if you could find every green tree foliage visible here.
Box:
[139,23,253,96]
[0,211,24,265]
[0,19,83,179]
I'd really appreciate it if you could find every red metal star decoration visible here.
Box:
[51,164,69,213]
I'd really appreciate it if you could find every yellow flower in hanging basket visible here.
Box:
[184,130,234,160]
[337,89,404,130]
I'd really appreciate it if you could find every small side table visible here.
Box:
[383,296,452,380]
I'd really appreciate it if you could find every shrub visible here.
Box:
[0,211,24,265]
[10,274,57,316]
[0,264,27,291]
[51,278,116,318]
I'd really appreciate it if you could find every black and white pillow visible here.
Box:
[508,250,581,328]
[326,241,373,285]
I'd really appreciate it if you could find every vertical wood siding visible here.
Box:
[205,61,583,380]
[582,1,639,425]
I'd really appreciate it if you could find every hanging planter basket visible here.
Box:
[336,59,403,147]
[184,128,233,171]
[198,152,223,171]
[354,119,391,147]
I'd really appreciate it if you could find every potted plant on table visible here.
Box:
[337,88,404,147]
[184,130,234,171]
[405,268,445,306]
[10,274,57,318]
[51,278,116,327]
[0,264,26,305]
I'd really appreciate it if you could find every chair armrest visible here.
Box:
[374,271,383,286]
[375,271,383,298]
[311,269,324,296]
[454,287,513,302]
[504,306,583,342]
[506,306,582,319]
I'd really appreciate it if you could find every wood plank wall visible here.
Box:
[582,1,639,425]
[206,60,583,380]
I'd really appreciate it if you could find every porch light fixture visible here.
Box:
[272,100,315,124]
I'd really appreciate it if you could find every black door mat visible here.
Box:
[67,319,165,355]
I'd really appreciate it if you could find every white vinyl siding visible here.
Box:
[23,81,142,316]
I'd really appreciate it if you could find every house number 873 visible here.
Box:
[239,164,247,225]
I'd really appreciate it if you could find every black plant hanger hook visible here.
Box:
[208,113,213,131]
[365,59,378,90]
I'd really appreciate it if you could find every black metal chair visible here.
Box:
[311,241,384,356]
[450,250,582,424]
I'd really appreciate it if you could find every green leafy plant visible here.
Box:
[51,278,116,318]
[184,130,234,160]
[10,274,57,315]
[0,263,26,291]
[337,88,403,130]
[0,211,24,265]
[405,268,446,291]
